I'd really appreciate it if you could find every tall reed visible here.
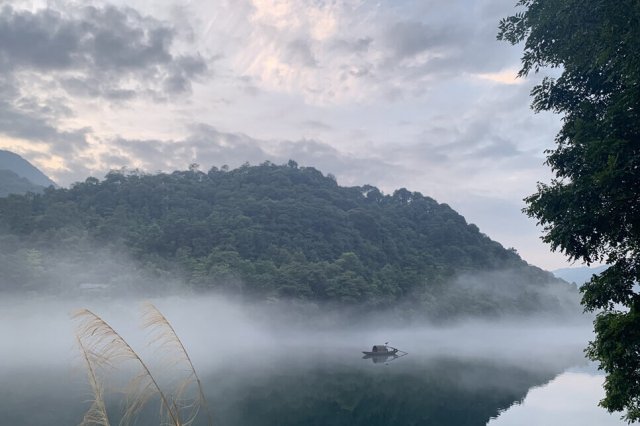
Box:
[73,306,211,426]
[142,303,213,426]
[76,336,110,426]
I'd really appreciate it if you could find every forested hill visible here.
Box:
[0,162,576,317]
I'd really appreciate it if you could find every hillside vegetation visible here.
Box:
[0,162,576,317]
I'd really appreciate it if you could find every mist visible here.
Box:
[0,247,602,426]
[0,245,592,369]
[1,292,597,425]
[0,291,591,368]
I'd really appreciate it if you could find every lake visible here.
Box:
[0,295,627,425]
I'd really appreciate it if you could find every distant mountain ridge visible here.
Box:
[0,150,56,188]
[0,169,45,197]
[552,265,608,285]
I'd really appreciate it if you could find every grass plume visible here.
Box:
[77,336,111,426]
[73,309,180,426]
[142,302,213,426]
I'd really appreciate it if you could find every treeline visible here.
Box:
[0,161,575,316]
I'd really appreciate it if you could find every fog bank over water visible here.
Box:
[1,292,591,372]
[0,248,593,425]
[2,240,582,324]
[0,291,603,426]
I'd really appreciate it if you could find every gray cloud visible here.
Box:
[276,138,399,187]
[474,137,522,159]
[98,152,130,166]
[60,77,137,100]
[426,121,524,162]
[237,75,262,96]
[0,2,209,176]
[0,4,207,99]
[108,126,273,173]
[92,124,399,190]
[285,38,318,68]
[180,0,521,104]
[188,126,400,188]
[402,82,544,167]
[163,54,208,94]
[351,0,523,96]
[16,147,94,185]
[0,79,89,151]
[301,120,333,131]
[61,124,397,195]
[0,106,89,151]
[330,37,372,54]
[384,20,459,60]
[0,6,79,70]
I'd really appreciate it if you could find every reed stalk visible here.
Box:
[73,309,180,426]
[142,302,213,426]
[77,336,111,426]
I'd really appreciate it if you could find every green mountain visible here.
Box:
[0,169,45,197]
[0,162,577,318]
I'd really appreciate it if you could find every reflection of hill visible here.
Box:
[0,352,573,426]
[205,355,568,426]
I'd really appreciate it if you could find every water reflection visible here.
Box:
[362,353,403,364]
[1,351,575,426]
[489,368,624,426]
[201,351,574,426]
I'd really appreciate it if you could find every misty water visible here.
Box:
[0,295,626,425]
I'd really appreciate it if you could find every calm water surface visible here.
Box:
[0,296,627,425]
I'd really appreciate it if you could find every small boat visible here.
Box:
[362,344,399,356]
[363,353,397,364]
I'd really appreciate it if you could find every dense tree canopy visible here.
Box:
[499,0,640,420]
[0,162,573,319]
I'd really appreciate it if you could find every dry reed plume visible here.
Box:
[73,305,212,426]
[77,336,111,426]
[142,303,214,426]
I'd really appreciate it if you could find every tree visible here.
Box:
[499,0,640,421]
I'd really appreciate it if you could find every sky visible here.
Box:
[0,0,576,270]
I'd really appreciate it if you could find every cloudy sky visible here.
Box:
[0,0,573,269]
